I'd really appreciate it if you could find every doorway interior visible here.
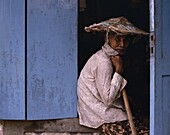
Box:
[78,0,150,128]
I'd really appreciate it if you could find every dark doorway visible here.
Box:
[78,0,149,128]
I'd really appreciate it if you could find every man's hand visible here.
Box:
[110,55,123,74]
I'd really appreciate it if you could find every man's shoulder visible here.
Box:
[91,48,105,57]
[94,49,110,61]
[87,50,111,67]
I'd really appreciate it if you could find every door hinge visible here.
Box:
[149,32,155,57]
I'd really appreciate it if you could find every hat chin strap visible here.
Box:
[105,29,109,44]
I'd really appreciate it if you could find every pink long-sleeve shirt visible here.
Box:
[77,43,128,128]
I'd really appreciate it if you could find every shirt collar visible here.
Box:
[102,42,118,56]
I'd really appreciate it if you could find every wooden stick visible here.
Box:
[122,89,137,135]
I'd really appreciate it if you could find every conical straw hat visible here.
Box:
[85,16,148,36]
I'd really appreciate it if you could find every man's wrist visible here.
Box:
[115,68,123,74]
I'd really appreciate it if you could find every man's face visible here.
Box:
[109,34,129,56]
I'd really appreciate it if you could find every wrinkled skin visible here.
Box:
[109,34,129,74]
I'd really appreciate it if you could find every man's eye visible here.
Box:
[115,36,120,41]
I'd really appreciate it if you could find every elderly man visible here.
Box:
[77,17,149,134]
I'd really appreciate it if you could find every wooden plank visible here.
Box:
[0,0,25,119]
[162,0,170,61]
[27,0,78,120]
[162,76,170,135]
[153,0,170,134]
[161,0,170,134]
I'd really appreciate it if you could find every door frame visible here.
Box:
[149,0,155,135]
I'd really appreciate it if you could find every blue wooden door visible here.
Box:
[27,0,78,120]
[151,0,170,134]
[0,0,25,119]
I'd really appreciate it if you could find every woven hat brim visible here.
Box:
[85,17,149,36]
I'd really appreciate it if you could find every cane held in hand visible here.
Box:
[122,89,137,135]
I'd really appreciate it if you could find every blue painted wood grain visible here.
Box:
[162,76,170,135]
[153,0,170,134]
[27,0,78,120]
[0,0,25,119]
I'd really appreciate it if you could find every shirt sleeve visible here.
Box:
[94,60,127,106]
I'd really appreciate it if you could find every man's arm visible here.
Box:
[95,60,127,106]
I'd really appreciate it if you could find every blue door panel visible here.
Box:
[27,0,78,120]
[154,0,170,134]
[162,76,170,135]
[0,0,25,119]
[162,0,170,61]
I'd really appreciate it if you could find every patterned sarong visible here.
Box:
[101,119,149,135]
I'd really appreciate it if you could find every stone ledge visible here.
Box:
[3,118,102,135]
[25,133,102,135]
